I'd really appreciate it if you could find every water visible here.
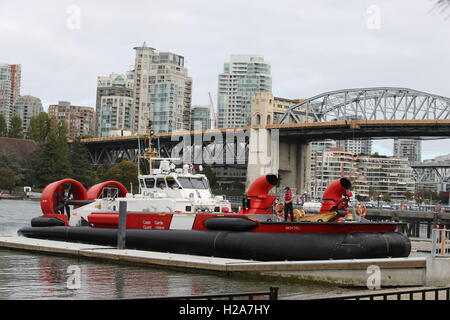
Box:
[0,199,357,300]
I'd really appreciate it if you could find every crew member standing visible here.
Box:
[284,187,294,222]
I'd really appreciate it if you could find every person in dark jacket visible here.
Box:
[284,187,294,222]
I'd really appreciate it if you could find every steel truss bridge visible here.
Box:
[279,87,450,124]
[412,162,450,191]
[81,87,450,166]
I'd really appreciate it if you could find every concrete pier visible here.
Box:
[0,236,436,287]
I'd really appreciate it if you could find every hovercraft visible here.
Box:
[18,127,410,261]
[18,166,410,261]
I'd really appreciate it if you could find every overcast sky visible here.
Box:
[0,0,449,159]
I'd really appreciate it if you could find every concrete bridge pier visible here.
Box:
[246,128,310,194]
[278,141,310,194]
[246,128,279,189]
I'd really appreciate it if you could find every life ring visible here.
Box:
[357,204,367,217]
[274,202,285,218]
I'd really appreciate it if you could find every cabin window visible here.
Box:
[144,178,155,188]
[190,178,209,189]
[167,177,179,189]
[177,177,209,189]
[156,178,166,189]
[139,179,146,189]
[178,177,193,189]
[185,206,192,212]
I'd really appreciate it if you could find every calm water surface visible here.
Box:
[0,199,418,300]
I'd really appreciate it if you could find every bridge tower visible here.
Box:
[247,93,310,193]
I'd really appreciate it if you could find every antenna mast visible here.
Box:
[143,120,158,172]
[208,92,217,129]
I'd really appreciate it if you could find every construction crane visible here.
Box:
[208,92,218,129]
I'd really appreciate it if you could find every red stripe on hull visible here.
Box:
[87,212,398,233]
[88,212,173,229]
[256,222,397,233]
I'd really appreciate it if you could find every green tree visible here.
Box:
[69,138,96,187]
[370,152,388,158]
[0,148,26,185]
[369,187,380,201]
[7,115,24,139]
[382,193,391,202]
[27,112,52,143]
[102,161,138,193]
[31,118,72,187]
[94,164,110,184]
[0,114,7,137]
[404,191,414,201]
[0,168,16,193]
[202,165,218,189]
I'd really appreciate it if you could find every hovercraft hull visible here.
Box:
[18,226,411,261]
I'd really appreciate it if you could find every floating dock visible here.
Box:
[0,236,443,287]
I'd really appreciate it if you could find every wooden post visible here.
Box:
[117,201,127,249]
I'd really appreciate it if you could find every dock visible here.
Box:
[410,237,433,253]
[1,236,446,287]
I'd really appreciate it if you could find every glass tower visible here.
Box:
[133,44,192,134]
[218,55,272,128]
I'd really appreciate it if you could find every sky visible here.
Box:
[0,0,449,159]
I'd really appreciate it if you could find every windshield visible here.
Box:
[178,177,193,189]
[191,178,209,189]
[177,177,209,189]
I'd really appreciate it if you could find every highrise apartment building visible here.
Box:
[0,63,21,124]
[48,101,95,138]
[96,72,134,137]
[13,95,43,135]
[132,44,192,134]
[308,149,415,201]
[355,155,415,201]
[190,105,212,131]
[218,55,271,128]
[309,147,354,199]
[336,139,372,155]
[393,139,422,164]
